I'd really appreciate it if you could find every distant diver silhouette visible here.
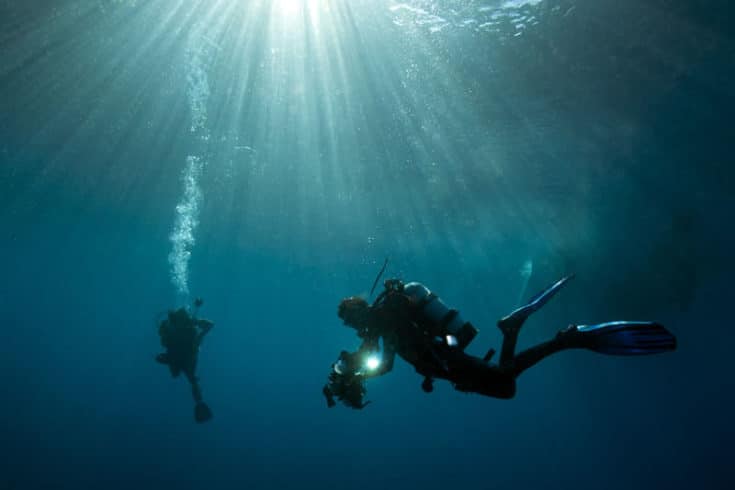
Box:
[156,299,215,423]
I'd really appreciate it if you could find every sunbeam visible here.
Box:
[1,0,732,486]
[3,0,715,290]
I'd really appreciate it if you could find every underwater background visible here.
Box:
[1,0,733,489]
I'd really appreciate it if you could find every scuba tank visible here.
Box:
[402,282,478,350]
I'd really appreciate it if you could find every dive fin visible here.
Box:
[526,274,574,307]
[194,401,213,423]
[498,274,574,332]
[575,321,677,355]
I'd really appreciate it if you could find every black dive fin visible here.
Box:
[194,401,213,423]
[498,274,574,331]
[576,321,677,355]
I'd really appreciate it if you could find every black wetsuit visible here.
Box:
[157,311,213,403]
[360,281,575,399]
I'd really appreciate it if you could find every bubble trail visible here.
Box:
[167,26,215,302]
[168,155,204,298]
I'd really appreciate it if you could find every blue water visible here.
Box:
[1,1,733,489]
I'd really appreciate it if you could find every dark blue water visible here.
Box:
[1,1,733,489]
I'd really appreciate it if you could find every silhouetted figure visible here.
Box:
[156,299,214,423]
[327,276,676,404]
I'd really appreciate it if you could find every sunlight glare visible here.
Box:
[276,0,324,18]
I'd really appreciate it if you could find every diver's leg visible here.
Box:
[186,368,213,422]
[497,314,526,369]
[498,327,520,369]
[184,369,203,403]
[497,275,575,369]
[496,304,530,368]
[508,326,578,377]
[192,383,203,403]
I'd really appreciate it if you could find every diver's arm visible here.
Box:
[358,336,380,352]
[363,340,395,378]
[378,341,395,375]
[195,319,214,344]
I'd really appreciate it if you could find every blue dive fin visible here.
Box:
[524,274,574,310]
[499,274,574,330]
[575,321,677,355]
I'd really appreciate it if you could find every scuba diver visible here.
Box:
[156,298,215,423]
[324,274,676,406]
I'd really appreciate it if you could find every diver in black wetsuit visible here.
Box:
[327,275,676,403]
[156,299,214,423]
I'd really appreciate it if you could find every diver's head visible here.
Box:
[338,297,370,329]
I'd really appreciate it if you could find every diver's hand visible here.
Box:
[196,319,214,329]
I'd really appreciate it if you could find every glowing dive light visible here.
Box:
[365,355,381,371]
